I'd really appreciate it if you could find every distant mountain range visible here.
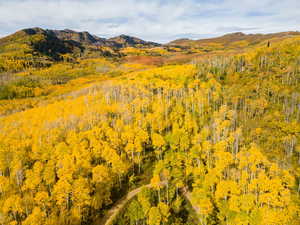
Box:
[0,27,163,63]
[168,31,300,47]
[21,27,161,48]
[1,27,300,66]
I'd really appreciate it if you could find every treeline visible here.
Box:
[0,58,116,100]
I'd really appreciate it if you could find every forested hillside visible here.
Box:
[0,29,300,225]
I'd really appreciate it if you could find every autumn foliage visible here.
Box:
[0,34,300,225]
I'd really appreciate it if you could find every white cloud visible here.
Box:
[0,0,299,43]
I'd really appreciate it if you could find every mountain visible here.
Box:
[1,27,299,74]
[47,29,108,46]
[49,31,161,48]
[0,27,161,56]
[0,27,85,72]
[46,29,161,48]
[0,27,83,57]
[108,34,161,48]
[0,27,164,72]
[168,31,300,47]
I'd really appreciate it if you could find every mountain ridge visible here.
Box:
[1,27,300,73]
[2,27,300,49]
[0,27,162,49]
[168,31,300,46]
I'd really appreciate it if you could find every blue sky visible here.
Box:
[0,0,299,43]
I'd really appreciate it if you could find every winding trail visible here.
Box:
[98,182,166,225]
[181,187,202,224]
[97,182,199,225]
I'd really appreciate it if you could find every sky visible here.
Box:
[0,0,299,43]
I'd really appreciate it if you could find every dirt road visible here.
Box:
[98,182,198,225]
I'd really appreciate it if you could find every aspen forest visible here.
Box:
[0,24,300,225]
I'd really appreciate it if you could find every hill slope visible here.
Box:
[0,27,300,225]
[1,36,300,225]
[169,31,300,48]
[108,34,161,48]
[0,27,85,72]
[0,28,162,72]
[47,29,107,46]
[47,29,161,48]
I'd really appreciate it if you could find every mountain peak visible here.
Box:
[108,34,160,48]
[62,29,76,33]
[224,32,246,36]
[21,27,45,35]
[119,34,130,38]
[46,29,104,45]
